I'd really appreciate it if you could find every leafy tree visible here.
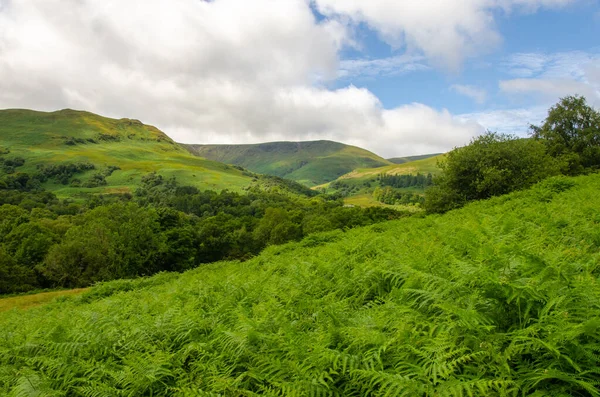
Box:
[254,208,302,245]
[426,132,559,213]
[531,95,600,174]
[0,248,36,294]
[4,222,59,269]
[42,203,164,287]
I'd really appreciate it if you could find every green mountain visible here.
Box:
[387,153,442,164]
[2,173,599,395]
[0,109,254,197]
[184,140,391,186]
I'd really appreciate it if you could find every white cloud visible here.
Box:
[339,55,429,79]
[313,0,577,70]
[500,50,600,106]
[0,0,487,158]
[450,85,488,104]
[500,78,599,103]
[459,106,548,135]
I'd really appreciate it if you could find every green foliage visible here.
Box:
[379,172,433,189]
[531,95,600,174]
[2,173,600,395]
[373,186,424,206]
[36,162,96,185]
[0,172,406,293]
[43,203,165,287]
[425,133,559,213]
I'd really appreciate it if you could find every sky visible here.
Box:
[0,0,599,157]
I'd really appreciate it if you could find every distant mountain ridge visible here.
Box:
[184,140,391,186]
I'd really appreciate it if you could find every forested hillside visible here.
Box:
[184,140,391,186]
[1,172,600,395]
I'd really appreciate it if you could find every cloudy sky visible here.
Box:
[0,0,599,157]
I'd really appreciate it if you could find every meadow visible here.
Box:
[1,173,599,396]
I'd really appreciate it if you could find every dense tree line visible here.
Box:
[426,96,600,213]
[372,186,425,206]
[378,172,433,189]
[0,170,405,294]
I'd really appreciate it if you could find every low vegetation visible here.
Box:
[1,172,599,395]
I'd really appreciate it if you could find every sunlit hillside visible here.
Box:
[0,109,254,197]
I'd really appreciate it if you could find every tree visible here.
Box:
[531,95,600,174]
[425,132,560,213]
[254,208,302,245]
[42,203,165,287]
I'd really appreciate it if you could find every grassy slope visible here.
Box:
[1,174,599,395]
[0,109,253,196]
[0,289,89,312]
[339,154,443,181]
[387,153,442,164]
[185,140,391,186]
[315,155,444,209]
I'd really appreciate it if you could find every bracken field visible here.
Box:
[1,173,599,396]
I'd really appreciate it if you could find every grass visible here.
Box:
[1,173,599,395]
[314,155,444,208]
[0,288,89,312]
[343,193,423,212]
[387,153,442,164]
[185,140,391,186]
[0,109,254,196]
[339,154,443,180]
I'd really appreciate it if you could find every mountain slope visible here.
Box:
[1,174,599,395]
[387,153,442,164]
[184,140,391,186]
[315,154,444,209]
[0,109,254,196]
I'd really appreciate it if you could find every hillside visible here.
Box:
[1,173,599,395]
[338,153,443,181]
[316,154,444,210]
[387,153,442,164]
[184,140,391,186]
[0,109,253,197]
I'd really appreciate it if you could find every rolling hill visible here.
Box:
[1,173,599,395]
[315,154,445,209]
[0,109,254,197]
[337,153,443,181]
[184,140,392,186]
[387,153,442,164]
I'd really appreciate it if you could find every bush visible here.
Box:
[425,133,560,213]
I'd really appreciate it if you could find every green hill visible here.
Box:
[387,153,442,164]
[338,153,443,181]
[316,155,444,210]
[184,140,391,187]
[0,109,253,197]
[2,173,599,395]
